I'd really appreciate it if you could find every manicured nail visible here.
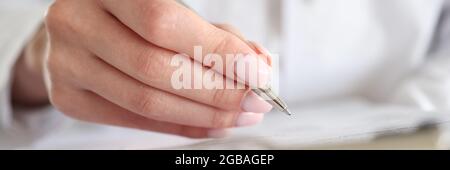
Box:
[236,112,264,127]
[241,91,273,113]
[208,129,230,138]
[235,54,272,88]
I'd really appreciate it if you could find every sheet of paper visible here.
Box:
[21,98,450,149]
[169,99,450,149]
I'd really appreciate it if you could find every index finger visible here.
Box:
[99,0,271,88]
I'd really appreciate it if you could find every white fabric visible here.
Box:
[1,0,450,149]
[0,0,53,148]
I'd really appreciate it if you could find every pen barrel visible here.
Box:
[252,88,288,112]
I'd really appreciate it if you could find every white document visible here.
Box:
[169,98,450,149]
[16,98,450,150]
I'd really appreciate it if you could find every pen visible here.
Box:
[252,87,292,116]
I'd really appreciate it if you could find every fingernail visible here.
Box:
[236,54,272,88]
[236,112,264,127]
[241,91,273,113]
[208,129,230,138]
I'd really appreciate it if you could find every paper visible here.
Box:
[20,98,450,149]
[168,98,450,149]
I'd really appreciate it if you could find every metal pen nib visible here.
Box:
[252,87,292,116]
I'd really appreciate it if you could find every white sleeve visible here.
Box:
[383,2,450,113]
[0,1,53,147]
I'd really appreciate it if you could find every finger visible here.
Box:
[99,0,271,88]
[51,85,230,138]
[71,5,271,113]
[63,50,264,128]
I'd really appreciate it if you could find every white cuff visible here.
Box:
[0,2,61,148]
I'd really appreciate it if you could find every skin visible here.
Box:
[11,0,273,138]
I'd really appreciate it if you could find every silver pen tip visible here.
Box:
[284,108,293,116]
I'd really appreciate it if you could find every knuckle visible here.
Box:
[210,110,235,128]
[45,0,86,39]
[134,48,159,79]
[134,48,173,82]
[140,2,177,40]
[212,89,244,110]
[45,1,71,33]
[132,89,159,117]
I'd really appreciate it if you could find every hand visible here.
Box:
[13,0,273,138]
